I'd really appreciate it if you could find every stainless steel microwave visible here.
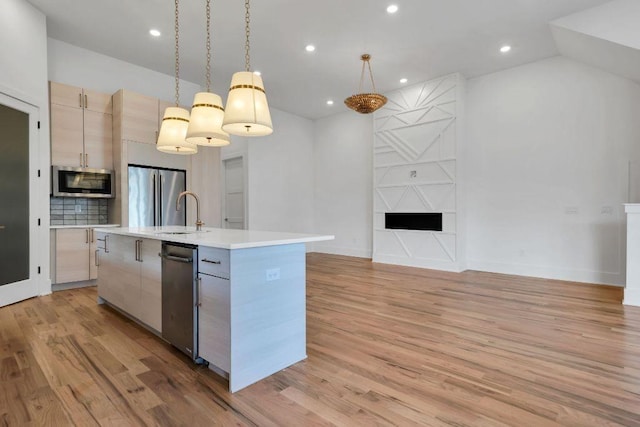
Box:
[52,166,115,198]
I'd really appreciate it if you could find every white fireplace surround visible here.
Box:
[373,73,466,272]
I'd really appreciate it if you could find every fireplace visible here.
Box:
[385,213,443,232]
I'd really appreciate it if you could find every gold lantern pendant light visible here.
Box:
[185,0,230,146]
[157,0,197,155]
[222,0,273,137]
[344,54,387,114]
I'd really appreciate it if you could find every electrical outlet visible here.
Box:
[601,206,613,215]
[266,268,280,282]
[75,205,82,213]
[564,206,579,215]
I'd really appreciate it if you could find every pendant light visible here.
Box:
[344,54,387,114]
[185,0,230,146]
[222,0,273,137]
[157,0,197,155]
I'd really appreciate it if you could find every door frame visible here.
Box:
[0,89,48,307]
[221,153,248,230]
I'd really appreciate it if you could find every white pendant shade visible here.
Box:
[186,92,230,146]
[156,107,198,155]
[222,71,273,137]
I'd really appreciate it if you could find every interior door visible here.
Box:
[223,157,245,229]
[0,94,40,307]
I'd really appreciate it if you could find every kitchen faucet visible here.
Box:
[176,191,204,231]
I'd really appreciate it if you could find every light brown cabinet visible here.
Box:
[113,89,172,145]
[53,228,98,284]
[49,82,113,169]
[96,232,162,332]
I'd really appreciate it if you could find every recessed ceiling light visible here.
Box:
[305,45,316,52]
[387,5,399,14]
[327,100,334,105]
[254,70,262,76]
[149,29,161,37]
[400,78,408,84]
[500,45,512,53]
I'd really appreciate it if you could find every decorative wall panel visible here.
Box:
[373,74,465,271]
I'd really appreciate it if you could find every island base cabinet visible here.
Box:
[96,232,162,332]
[198,274,230,372]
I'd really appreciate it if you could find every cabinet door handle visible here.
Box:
[135,240,143,262]
[79,93,83,108]
[80,153,84,167]
[196,277,202,307]
[202,259,221,265]
[95,249,100,266]
[162,254,193,263]
[104,235,109,253]
[85,153,88,167]
[85,229,89,244]
[84,94,88,109]
[90,228,94,243]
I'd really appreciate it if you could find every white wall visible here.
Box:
[0,0,51,295]
[221,108,315,234]
[47,39,201,104]
[313,112,373,258]
[466,56,640,285]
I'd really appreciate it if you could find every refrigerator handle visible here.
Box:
[159,174,164,226]
[153,173,159,227]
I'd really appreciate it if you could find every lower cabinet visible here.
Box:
[53,228,98,284]
[96,232,162,332]
[197,246,231,372]
[198,273,230,372]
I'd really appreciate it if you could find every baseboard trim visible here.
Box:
[52,280,97,292]
[466,259,624,287]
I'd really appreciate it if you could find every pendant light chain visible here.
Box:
[357,55,378,94]
[244,0,251,72]
[205,0,211,92]
[358,60,366,94]
[174,0,181,106]
[367,59,378,92]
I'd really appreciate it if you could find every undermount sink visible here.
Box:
[155,230,210,235]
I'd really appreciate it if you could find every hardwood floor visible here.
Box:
[1,253,640,426]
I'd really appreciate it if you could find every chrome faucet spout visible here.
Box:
[176,191,204,231]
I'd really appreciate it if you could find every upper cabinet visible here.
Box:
[113,89,167,145]
[50,82,113,170]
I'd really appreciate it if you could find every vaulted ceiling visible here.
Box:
[27,0,612,119]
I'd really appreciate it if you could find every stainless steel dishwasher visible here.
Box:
[161,242,198,360]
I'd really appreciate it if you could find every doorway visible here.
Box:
[0,93,41,307]
[222,156,246,230]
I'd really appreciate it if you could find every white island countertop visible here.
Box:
[94,226,334,249]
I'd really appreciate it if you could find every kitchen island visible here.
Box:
[94,226,333,392]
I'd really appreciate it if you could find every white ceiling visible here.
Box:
[27,0,611,119]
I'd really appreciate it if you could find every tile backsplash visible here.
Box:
[50,198,109,226]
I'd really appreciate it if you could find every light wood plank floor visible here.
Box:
[1,253,640,426]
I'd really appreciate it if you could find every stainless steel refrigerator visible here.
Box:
[128,165,186,227]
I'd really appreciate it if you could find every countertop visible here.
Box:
[94,226,334,249]
[50,224,120,230]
